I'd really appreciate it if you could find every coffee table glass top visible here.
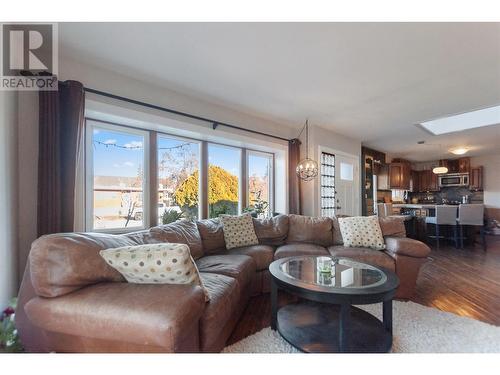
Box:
[279,256,387,289]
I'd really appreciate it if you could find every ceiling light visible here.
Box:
[419,105,500,135]
[450,147,469,155]
[296,120,318,182]
[433,166,448,174]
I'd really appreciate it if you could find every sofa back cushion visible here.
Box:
[150,220,204,259]
[253,214,289,246]
[378,216,406,237]
[331,216,344,245]
[29,230,159,298]
[196,218,226,254]
[286,214,333,247]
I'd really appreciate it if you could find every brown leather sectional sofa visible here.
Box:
[16,214,430,353]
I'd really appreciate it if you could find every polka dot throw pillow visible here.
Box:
[338,216,386,250]
[99,243,209,301]
[220,213,259,250]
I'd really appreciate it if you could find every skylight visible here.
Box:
[419,105,500,135]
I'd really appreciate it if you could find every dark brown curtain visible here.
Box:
[37,80,85,236]
[288,138,302,215]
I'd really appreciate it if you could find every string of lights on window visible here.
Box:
[93,140,192,150]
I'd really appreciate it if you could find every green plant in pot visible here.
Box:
[244,189,269,218]
[1,298,23,352]
[161,209,185,224]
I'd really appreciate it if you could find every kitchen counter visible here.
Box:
[393,203,439,209]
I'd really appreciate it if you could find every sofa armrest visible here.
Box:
[385,236,431,258]
[25,282,206,352]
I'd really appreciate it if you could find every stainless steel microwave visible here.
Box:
[438,173,469,187]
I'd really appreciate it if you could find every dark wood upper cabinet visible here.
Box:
[470,166,483,190]
[410,170,419,192]
[458,157,471,174]
[417,169,439,192]
[429,170,439,191]
[441,157,470,174]
[389,161,411,190]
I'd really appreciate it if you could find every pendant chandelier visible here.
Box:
[296,119,318,181]
[432,159,448,175]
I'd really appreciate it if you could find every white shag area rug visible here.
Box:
[223,301,500,353]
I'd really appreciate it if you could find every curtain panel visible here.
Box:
[288,138,302,215]
[37,80,85,236]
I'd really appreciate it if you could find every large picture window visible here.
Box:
[208,144,241,218]
[157,135,200,223]
[85,119,276,232]
[86,121,149,231]
[247,151,273,218]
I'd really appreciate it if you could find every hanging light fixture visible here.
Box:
[433,159,448,175]
[296,119,318,181]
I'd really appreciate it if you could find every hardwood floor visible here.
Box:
[227,235,500,345]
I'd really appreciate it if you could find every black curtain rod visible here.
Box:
[84,87,291,142]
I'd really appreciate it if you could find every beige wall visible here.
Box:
[0,91,19,307]
[470,154,500,209]
[301,124,361,217]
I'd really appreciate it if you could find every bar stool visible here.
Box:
[378,203,415,238]
[456,204,486,250]
[425,205,458,249]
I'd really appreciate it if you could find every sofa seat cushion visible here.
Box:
[274,243,329,260]
[214,245,274,271]
[198,273,242,351]
[24,282,206,350]
[327,245,395,271]
[196,255,255,288]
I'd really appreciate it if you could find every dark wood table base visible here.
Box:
[274,300,393,353]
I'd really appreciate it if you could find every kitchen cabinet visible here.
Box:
[362,146,387,216]
[418,169,439,192]
[377,164,390,190]
[429,170,439,191]
[458,157,471,174]
[389,161,411,190]
[441,157,471,174]
[410,170,419,192]
[470,166,483,190]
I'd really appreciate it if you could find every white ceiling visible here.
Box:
[59,23,500,161]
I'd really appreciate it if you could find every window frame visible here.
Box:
[85,119,151,233]
[246,149,274,217]
[207,142,243,217]
[84,118,277,233]
[156,131,203,221]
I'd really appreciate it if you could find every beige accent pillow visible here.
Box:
[99,243,209,301]
[338,216,386,250]
[220,214,259,250]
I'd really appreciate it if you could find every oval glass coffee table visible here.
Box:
[269,256,399,353]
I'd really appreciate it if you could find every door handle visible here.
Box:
[336,206,342,210]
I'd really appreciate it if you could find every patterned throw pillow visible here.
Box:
[338,216,386,250]
[220,214,259,250]
[99,243,209,301]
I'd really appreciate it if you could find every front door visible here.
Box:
[335,153,359,216]
[319,149,360,217]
